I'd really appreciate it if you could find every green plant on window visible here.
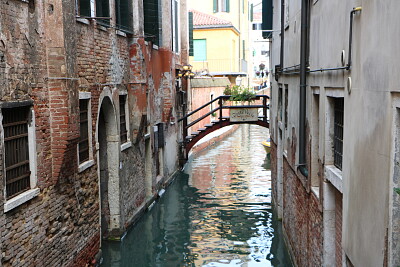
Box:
[224,85,256,103]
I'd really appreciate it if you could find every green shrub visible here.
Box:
[224,85,256,102]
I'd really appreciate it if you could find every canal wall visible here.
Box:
[190,125,240,156]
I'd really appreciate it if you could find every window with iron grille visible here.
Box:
[115,0,133,32]
[119,95,128,144]
[144,0,162,46]
[334,98,344,170]
[3,106,31,199]
[284,85,288,130]
[96,0,110,26]
[79,99,90,164]
[278,84,282,121]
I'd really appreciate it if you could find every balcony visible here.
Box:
[192,59,247,74]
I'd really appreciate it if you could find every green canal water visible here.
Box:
[102,125,293,267]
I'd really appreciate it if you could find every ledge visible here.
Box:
[311,186,320,199]
[76,18,90,25]
[325,165,343,193]
[4,188,40,212]
[78,159,95,173]
[116,30,127,37]
[121,141,132,151]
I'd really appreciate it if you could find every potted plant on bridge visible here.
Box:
[223,85,256,104]
[223,85,259,122]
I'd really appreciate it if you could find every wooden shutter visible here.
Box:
[189,12,194,56]
[116,0,133,32]
[144,0,160,45]
[262,0,273,38]
[96,0,110,25]
[213,0,217,12]
[226,0,230,12]
[79,0,91,17]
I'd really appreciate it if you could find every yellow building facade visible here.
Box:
[188,0,251,81]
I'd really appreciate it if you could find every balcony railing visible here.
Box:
[192,59,247,73]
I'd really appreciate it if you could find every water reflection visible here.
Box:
[102,125,293,267]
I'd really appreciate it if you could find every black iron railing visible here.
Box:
[178,95,269,141]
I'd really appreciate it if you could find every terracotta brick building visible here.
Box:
[0,0,188,265]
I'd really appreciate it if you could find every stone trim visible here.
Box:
[78,159,95,173]
[121,141,132,151]
[4,188,40,212]
[325,165,343,193]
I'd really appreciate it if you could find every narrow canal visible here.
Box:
[102,125,293,266]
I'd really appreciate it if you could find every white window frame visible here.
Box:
[78,92,94,172]
[172,0,180,53]
[2,104,40,212]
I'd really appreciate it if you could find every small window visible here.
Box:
[119,95,128,144]
[193,39,207,61]
[115,0,133,32]
[3,106,31,199]
[214,0,230,13]
[333,98,344,170]
[96,0,110,26]
[79,99,90,164]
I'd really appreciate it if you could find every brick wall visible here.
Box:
[0,1,182,266]
[282,159,323,267]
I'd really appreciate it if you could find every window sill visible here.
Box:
[325,165,343,193]
[116,30,127,37]
[311,186,320,199]
[97,24,109,32]
[152,44,159,50]
[121,141,132,151]
[78,159,95,173]
[4,188,40,213]
[76,18,90,25]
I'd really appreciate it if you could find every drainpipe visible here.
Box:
[347,7,362,70]
[298,0,309,177]
[280,0,285,69]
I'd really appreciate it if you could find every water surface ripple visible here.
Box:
[102,125,293,267]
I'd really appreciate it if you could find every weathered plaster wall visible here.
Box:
[270,0,398,266]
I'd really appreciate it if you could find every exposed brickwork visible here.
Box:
[0,0,182,266]
[335,189,343,267]
[282,159,322,267]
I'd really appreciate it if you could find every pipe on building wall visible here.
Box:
[298,0,309,177]
[280,0,285,69]
[347,7,362,70]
